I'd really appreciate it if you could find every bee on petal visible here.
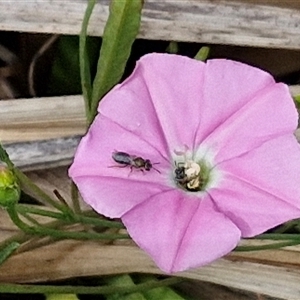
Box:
[111,151,160,173]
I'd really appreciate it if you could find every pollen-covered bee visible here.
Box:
[174,161,201,190]
[174,164,188,184]
[112,151,160,173]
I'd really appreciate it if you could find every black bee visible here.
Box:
[174,162,199,189]
[112,151,160,173]
[174,165,188,184]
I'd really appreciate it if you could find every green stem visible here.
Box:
[17,210,42,226]
[256,233,300,240]
[53,189,72,210]
[0,242,20,265]
[7,205,129,241]
[15,205,124,229]
[16,204,66,220]
[235,240,300,251]
[71,182,81,214]
[0,219,75,254]
[14,169,68,213]
[0,231,33,251]
[0,277,182,295]
[0,142,14,169]
[74,213,124,229]
[79,0,96,122]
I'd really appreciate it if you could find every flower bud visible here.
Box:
[0,166,20,207]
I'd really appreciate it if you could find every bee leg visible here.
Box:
[126,166,134,177]
[107,165,128,169]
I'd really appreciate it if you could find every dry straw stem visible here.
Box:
[0,239,299,300]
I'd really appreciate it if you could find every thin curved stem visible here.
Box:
[256,233,300,240]
[17,210,42,226]
[7,205,129,241]
[15,205,124,229]
[79,0,96,121]
[14,169,69,213]
[235,240,300,251]
[16,205,66,220]
[71,181,81,214]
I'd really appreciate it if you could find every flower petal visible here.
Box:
[71,176,168,218]
[193,59,275,146]
[210,135,300,236]
[99,53,206,153]
[69,113,169,185]
[69,114,172,218]
[69,53,300,274]
[122,190,241,273]
[198,83,297,163]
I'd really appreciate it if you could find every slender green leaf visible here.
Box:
[0,242,19,265]
[166,41,179,54]
[294,94,300,102]
[194,46,210,61]
[294,94,300,109]
[47,37,81,96]
[0,143,14,169]
[89,0,144,124]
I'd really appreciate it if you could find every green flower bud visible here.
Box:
[0,166,20,207]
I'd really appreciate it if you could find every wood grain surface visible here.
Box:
[0,0,300,49]
[0,239,299,300]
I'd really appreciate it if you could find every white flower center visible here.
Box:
[172,146,222,192]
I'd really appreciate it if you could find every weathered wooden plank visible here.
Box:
[1,86,299,170]
[0,240,299,300]
[0,0,300,49]
[3,136,81,171]
[0,95,86,143]
[1,85,299,143]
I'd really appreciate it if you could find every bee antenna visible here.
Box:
[153,166,161,174]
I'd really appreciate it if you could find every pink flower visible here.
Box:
[69,53,300,273]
